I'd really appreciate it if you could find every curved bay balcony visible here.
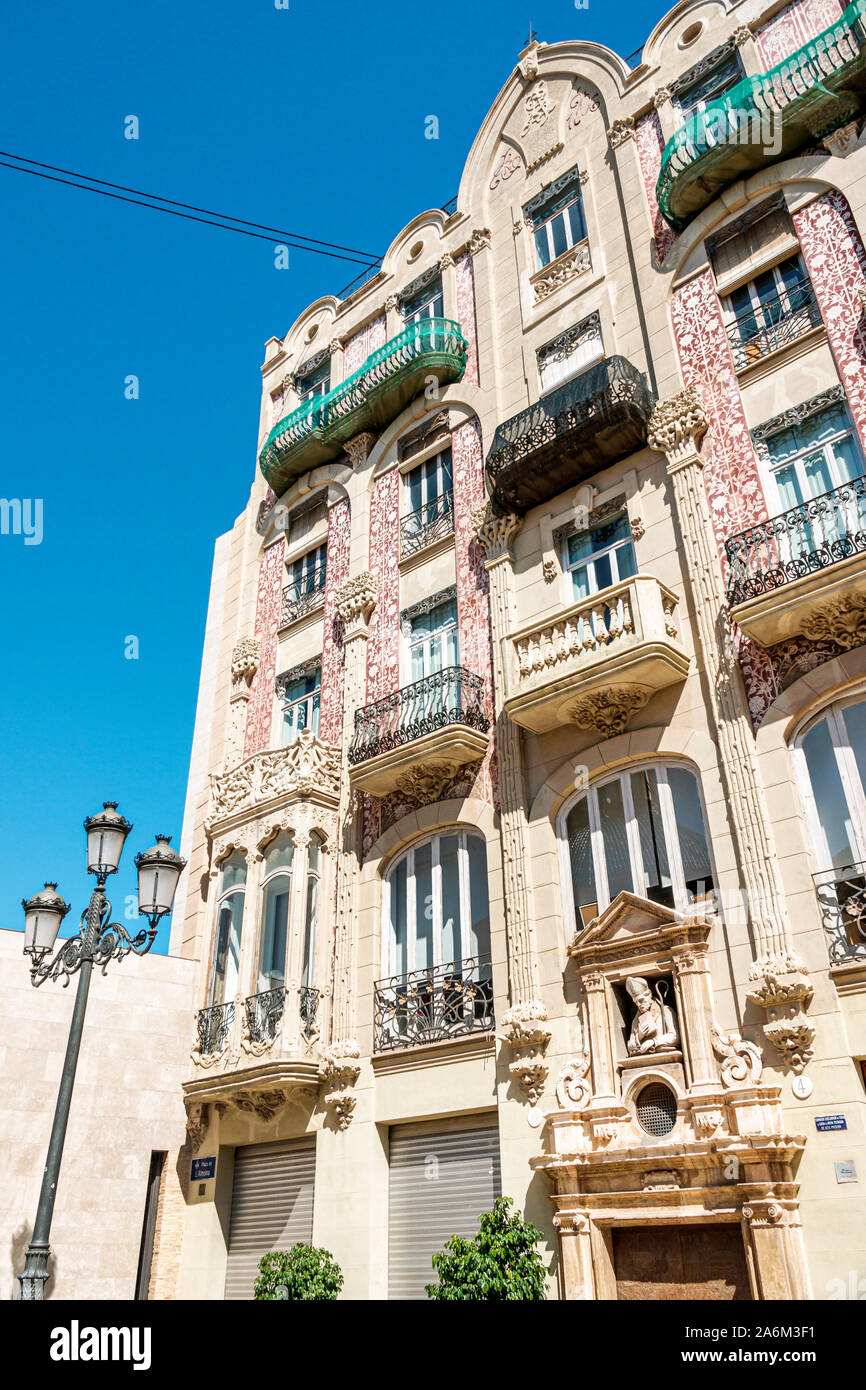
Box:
[725,475,866,644]
[348,666,490,796]
[374,956,494,1052]
[485,357,655,515]
[657,0,866,233]
[503,575,689,735]
[186,985,322,1113]
[260,318,468,494]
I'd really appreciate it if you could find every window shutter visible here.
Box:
[709,205,797,285]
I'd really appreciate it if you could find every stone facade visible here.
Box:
[154,0,866,1301]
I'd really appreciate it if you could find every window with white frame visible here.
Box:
[384,831,490,978]
[211,852,246,1005]
[537,314,604,394]
[673,48,743,118]
[280,666,321,744]
[560,763,716,930]
[793,696,866,874]
[286,543,327,599]
[524,168,587,270]
[564,510,636,601]
[407,595,459,680]
[722,254,819,370]
[763,399,865,514]
[257,832,294,993]
[401,273,444,324]
[294,353,330,401]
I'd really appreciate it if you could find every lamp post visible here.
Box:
[17,802,186,1301]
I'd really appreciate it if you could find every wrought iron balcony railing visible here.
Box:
[814,862,866,964]
[300,986,320,1039]
[485,357,655,514]
[244,984,322,1044]
[726,279,823,372]
[374,955,494,1051]
[348,666,489,766]
[657,0,866,231]
[260,318,468,493]
[196,1000,235,1057]
[725,474,866,604]
[280,565,327,627]
[400,491,455,558]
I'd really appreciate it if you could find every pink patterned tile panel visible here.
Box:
[243,539,285,757]
[635,111,679,264]
[455,252,480,385]
[365,466,401,703]
[318,499,351,747]
[343,314,387,375]
[755,0,843,66]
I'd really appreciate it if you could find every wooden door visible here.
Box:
[613,1223,752,1300]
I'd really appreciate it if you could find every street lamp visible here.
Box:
[17,803,186,1300]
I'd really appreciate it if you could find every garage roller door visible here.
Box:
[225,1137,316,1300]
[388,1115,501,1300]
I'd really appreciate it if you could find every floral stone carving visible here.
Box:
[646,385,709,456]
[556,1054,591,1109]
[394,763,459,802]
[800,592,866,650]
[320,1039,361,1130]
[334,571,377,627]
[711,1022,763,1088]
[501,1000,551,1104]
[568,686,651,737]
[208,731,341,826]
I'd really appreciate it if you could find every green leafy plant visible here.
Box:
[254,1243,344,1301]
[426,1196,547,1300]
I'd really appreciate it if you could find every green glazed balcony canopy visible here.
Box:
[259,317,468,494]
[657,0,866,233]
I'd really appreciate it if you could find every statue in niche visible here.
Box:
[625,976,680,1056]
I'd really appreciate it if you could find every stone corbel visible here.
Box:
[500,1000,552,1105]
[471,502,522,566]
[748,964,815,1073]
[568,685,651,737]
[185,1100,210,1152]
[319,1039,361,1130]
[334,571,377,639]
[344,432,377,468]
[607,116,635,149]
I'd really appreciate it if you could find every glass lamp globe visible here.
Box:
[22,883,70,958]
[135,835,186,921]
[84,801,132,877]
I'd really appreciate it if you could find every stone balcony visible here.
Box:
[485,357,655,514]
[724,475,866,646]
[503,574,689,735]
[206,730,341,851]
[657,0,866,233]
[259,317,468,495]
[348,666,491,797]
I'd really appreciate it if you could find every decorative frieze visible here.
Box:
[207,732,341,829]
[530,241,592,303]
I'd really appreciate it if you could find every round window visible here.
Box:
[635,1081,678,1136]
[680,21,703,46]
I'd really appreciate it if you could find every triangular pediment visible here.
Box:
[568,890,712,962]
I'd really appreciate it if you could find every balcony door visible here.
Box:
[257,833,294,994]
[764,401,866,566]
[793,697,866,874]
[565,511,636,600]
[407,597,459,725]
[211,853,246,1007]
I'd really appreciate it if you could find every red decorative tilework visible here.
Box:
[755,0,843,66]
[455,253,479,385]
[318,499,351,746]
[365,467,401,703]
[635,111,679,264]
[794,191,866,453]
[243,539,285,757]
[343,314,387,375]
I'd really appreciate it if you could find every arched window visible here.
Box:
[302,833,322,987]
[211,851,246,1005]
[384,831,490,977]
[257,833,294,992]
[793,695,866,872]
[560,763,715,930]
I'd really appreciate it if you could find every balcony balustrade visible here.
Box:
[503,574,689,734]
[725,475,866,644]
[400,491,455,559]
[280,566,327,628]
[374,955,494,1052]
[485,357,655,514]
[348,666,490,796]
[244,985,321,1046]
[726,279,823,372]
[260,318,468,494]
[196,1001,235,1058]
[657,0,866,232]
[814,862,866,965]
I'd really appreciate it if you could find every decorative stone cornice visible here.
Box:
[647,385,709,462]
[344,432,377,467]
[568,684,651,737]
[471,502,522,563]
[207,732,341,830]
[607,116,635,148]
[334,570,377,628]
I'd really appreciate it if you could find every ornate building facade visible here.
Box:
[156,0,866,1299]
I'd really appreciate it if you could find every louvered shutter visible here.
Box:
[224,1137,316,1300]
[388,1115,501,1300]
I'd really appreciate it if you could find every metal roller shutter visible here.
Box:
[388,1115,501,1300]
[224,1136,316,1300]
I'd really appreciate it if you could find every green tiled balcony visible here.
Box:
[260,317,468,493]
[657,0,866,233]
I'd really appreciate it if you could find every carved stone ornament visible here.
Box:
[652,86,672,109]
[762,1015,816,1073]
[384,294,400,313]
[439,251,455,271]
[518,39,540,81]
[556,1054,591,1109]
[711,1022,763,1089]
[344,432,377,467]
[509,1058,548,1104]
[800,592,866,650]
[230,637,259,690]
[468,227,492,255]
[320,1038,361,1130]
[532,241,592,303]
[625,975,680,1056]
[394,762,458,803]
[489,146,523,191]
[732,25,753,46]
[334,570,377,627]
[542,558,558,583]
[231,1090,287,1122]
[501,999,552,1051]
[630,515,645,541]
[568,685,651,737]
[521,81,555,135]
[329,338,343,355]
[607,116,636,147]
[471,502,521,561]
[185,1101,210,1152]
[208,731,341,827]
[646,385,709,457]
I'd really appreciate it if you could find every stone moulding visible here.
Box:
[206,730,341,834]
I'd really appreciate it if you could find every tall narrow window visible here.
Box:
[401,448,454,556]
[673,48,743,118]
[402,273,444,324]
[722,254,820,370]
[302,833,322,987]
[258,833,294,993]
[524,169,587,270]
[212,852,247,1005]
[561,764,715,929]
[280,666,321,744]
[794,697,866,872]
[564,511,636,600]
[295,353,330,401]
[282,543,327,628]
[408,596,459,679]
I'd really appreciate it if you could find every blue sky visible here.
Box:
[0,0,659,951]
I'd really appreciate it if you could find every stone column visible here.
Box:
[319,569,378,1129]
[647,388,814,1071]
[226,638,259,767]
[582,971,617,1103]
[472,503,551,1101]
[743,1202,809,1300]
[554,1211,595,1300]
[672,946,716,1092]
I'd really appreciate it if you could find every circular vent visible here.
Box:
[635,1082,678,1136]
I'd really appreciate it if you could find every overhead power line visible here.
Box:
[0,150,382,267]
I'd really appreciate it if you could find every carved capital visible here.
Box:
[468,227,492,255]
[334,571,377,629]
[471,502,521,562]
[542,557,558,583]
[328,338,343,355]
[344,432,377,467]
[320,1038,361,1130]
[607,116,635,148]
[647,385,708,461]
[230,637,259,692]
[185,1101,210,1153]
[439,251,455,271]
[732,25,754,47]
[568,684,651,737]
[501,999,552,1051]
[652,86,672,108]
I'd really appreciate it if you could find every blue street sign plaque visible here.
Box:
[815,1114,847,1132]
[191,1156,216,1181]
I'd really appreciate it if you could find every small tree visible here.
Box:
[254,1243,344,1301]
[426,1196,547,1300]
